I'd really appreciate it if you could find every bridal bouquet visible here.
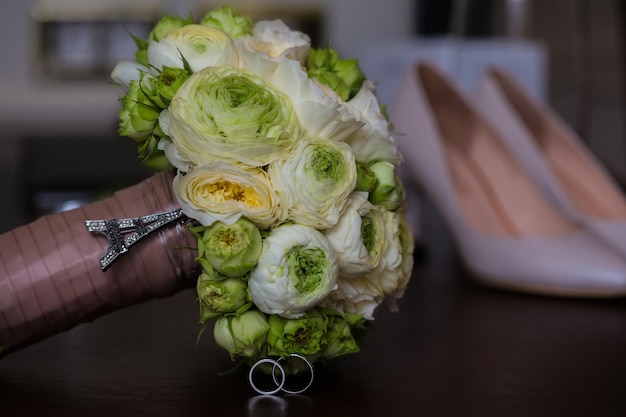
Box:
[112,5,414,374]
[0,5,414,388]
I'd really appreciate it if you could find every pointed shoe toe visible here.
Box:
[462,230,626,298]
[474,67,626,260]
[390,62,626,298]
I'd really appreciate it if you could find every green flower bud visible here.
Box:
[200,6,253,39]
[307,48,365,101]
[149,14,194,42]
[355,160,379,193]
[267,309,328,357]
[197,272,249,323]
[368,161,404,211]
[128,14,193,67]
[118,79,160,142]
[146,66,192,109]
[334,58,366,96]
[214,310,270,359]
[136,135,171,170]
[197,218,263,278]
[320,317,360,360]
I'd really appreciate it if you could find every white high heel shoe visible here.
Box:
[475,67,626,259]
[390,61,626,297]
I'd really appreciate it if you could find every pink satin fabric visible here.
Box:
[0,171,199,353]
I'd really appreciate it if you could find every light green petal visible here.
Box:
[213,310,269,359]
[167,65,301,167]
[268,137,357,229]
[200,6,253,39]
[345,81,400,165]
[197,273,248,322]
[324,192,385,277]
[267,309,328,358]
[200,218,262,277]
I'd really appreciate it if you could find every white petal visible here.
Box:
[110,61,150,87]
[249,224,338,318]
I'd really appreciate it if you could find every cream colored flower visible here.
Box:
[319,275,384,321]
[162,65,301,168]
[368,210,415,300]
[381,213,415,310]
[236,55,364,144]
[173,162,285,228]
[275,58,365,142]
[345,81,400,165]
[322,210,414,320]
[110,61,151,88]
[324,192,386,277]
[148,24,239,72]
[239,19,310,64]
[249,224,339,319]
[268,137,357,229]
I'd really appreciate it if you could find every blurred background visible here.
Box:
[0,0,624,233]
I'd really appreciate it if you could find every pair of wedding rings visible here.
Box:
[248,354,315,395]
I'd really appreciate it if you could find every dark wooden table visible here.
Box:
[2,200,626,416]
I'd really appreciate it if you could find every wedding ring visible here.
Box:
[249,358,285,395]
[273,354,315,394]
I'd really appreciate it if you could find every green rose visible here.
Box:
[307,47,366,101]
[355,160,379,193]
[118,79,160,142]
[214,310,270,359]
[320,315,362,360]
[136,135,172,170]
[194,218,263,278]
[196,272,249,323]
[149,14,194,42]
[368,161,404,211]
[145,66,192,109]
[117,76,174,169]
[131,14,193,66]
[200,6,253,39]
[267,309,329,358]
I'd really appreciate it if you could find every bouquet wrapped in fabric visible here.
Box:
[0,5,414,389]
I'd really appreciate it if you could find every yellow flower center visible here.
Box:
[198,180,263,207]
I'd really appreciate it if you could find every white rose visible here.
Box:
[173,162,285,229]
[268,137,357,229]
[345,80,400,165]
[319,276,384,320]
[239,19,311,64]
[148,24,239,72]
[324,192,386,277]
[110,61,151,88]
[237,55,364,143]
[368,210,415,302]
[249,224,339,319]
[383,213,415,309]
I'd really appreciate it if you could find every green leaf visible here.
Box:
[194,322,209,351]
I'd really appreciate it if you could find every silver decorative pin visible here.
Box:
[85,209,186,271]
